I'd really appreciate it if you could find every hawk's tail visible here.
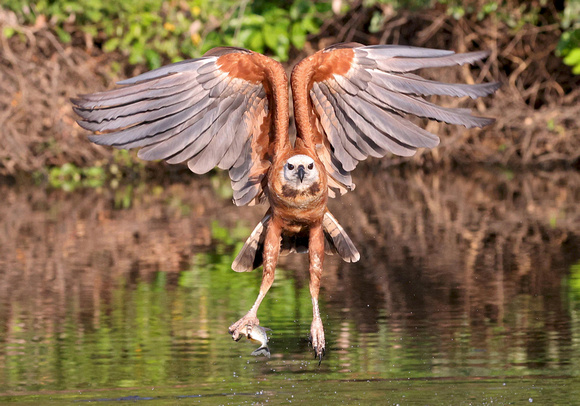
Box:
[232,212,271,272]
[232,211,360,273]
[322,211,360,263]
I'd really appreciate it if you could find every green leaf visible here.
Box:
[237,28,254,45]
[262,24,279,51]
[3,26,16,39]
[129,42,145,64]
[85,9,102,23]
[369,11,384,33]
[276,36,290,61]
[290,23,306,49]
[301,16,320,34]
[262,7,288,21]
[246,30,264,53]
[103,38,120,53]
[145,49,162,69]
[563,48,580,66]
[239,14,265,27]
[54,26,71,43]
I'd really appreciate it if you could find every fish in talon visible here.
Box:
[239,324,271,358]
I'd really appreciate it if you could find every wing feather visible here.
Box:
[291,43,499,196]
[371,71,500,99]
[313,85,385,158]
[324,79,441,147]
[219,89,265,170]
[87,95,211,148]
[363,81,495,128]
[368,49,492,72]
[139,97,224,161]
[78,89,211,133]
[186,93,248,173]
[310,86,360,171]
[74,87,199,125]
[116,59,212,84]
[229,139,253,182]
[73,68,200,104]
[73,47,289,206]
[317,82,421,156]
[72,76,196,110]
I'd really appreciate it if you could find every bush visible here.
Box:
[2,0,332,68]
[3,0,579,74]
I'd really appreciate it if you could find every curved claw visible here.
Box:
[314,347,325,365]
[309,318,326,365]
[229,313,259,341]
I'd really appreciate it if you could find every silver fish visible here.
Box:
[238,324,271,358]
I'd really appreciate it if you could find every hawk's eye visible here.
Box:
[287,163,294,170]
[308,163,314,170]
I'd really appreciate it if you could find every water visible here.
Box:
[0,167,579,404]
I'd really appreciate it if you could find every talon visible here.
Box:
[310,317,326,364]
[229,314,259,342]
[313,346,325,365]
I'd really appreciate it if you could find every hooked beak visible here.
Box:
[297,165,305,183]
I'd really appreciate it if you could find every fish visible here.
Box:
[237,324,271,358]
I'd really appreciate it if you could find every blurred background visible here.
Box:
[1,1,579,404]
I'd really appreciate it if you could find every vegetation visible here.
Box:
[42,150,145,191]
[558,0,580,74]
[3,1,580,69]
[2,0,332,68]
[1,1,579,177]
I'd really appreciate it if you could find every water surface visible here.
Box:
[0,168,579,404]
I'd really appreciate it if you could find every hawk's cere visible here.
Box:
[72,43,499,362]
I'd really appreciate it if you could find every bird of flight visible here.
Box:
[72,42,499,362]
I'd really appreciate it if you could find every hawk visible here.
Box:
[72,43,499,362]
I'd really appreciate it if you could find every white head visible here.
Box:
[281,154,319,191]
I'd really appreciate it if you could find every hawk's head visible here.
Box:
[281,154,320,191]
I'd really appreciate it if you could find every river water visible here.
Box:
[0,167,579,405]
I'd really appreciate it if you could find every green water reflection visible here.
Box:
[2,252,580,397]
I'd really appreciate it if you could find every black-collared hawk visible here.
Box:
[72,43,499,362]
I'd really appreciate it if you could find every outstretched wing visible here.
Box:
[72,47,290,206]
[291,42,500,196]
